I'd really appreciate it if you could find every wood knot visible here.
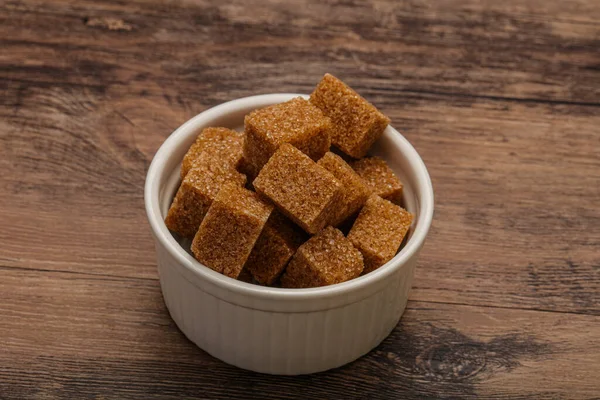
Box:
[416,343,486,382]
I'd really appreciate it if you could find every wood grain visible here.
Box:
[1,270,598,399]
[2,83,598,313]
[2,0,599,103]
[1,0,599,398]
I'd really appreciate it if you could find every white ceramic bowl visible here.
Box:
[144,94,434,375]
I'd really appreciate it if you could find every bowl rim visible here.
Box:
[144,93,434,301]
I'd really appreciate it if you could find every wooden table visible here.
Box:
[2,0,599,398]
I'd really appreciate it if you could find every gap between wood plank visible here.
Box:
[0,264,157,282]
[3,76,600,110]
[368,87,600,108]
[411,298,599,317]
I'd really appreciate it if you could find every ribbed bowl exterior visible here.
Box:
[156,242,418,375]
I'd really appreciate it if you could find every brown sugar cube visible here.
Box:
[244,211,307,285]
[181,127,243,179]
[165,160,246,238]
[310,73,390,158]
[244,97,331,171]
[253,143,342,234]
[281,226,364,288]
[337,212,359,236]
[191,184,273,279]
[237,268,254,283]
[238,156,260,184]
[351,157,403,204]
[317,152,371,226]
[347,195,413,274]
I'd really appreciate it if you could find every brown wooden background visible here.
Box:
[2,0,599,398]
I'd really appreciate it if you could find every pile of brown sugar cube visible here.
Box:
[165,74,413,288]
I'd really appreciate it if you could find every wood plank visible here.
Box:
[1,0,599,396]
[1,269,598,399]
[400,98,600,316]
[1,81,598,313]
[1,0,599,103]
